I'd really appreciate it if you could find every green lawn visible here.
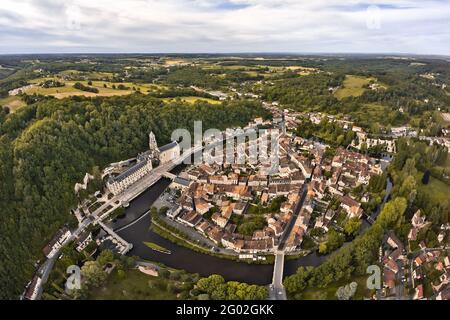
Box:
[144,241,171,254]
[335,75,374,100]
[25,77,166,98]
[88,268,179,300]
[416,172,450,203]
[351,103,389,125]
[0,95,26,112]
[300,275,372,300]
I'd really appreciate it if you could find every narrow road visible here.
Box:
[278,184,308,250]
[269,252,287,300]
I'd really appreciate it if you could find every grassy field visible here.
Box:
[23,78,166,99]
[269,65,317,76]
[162,96,221,104]
[416,172,450,204]
[0,95,26,112]
[144,241,171,254]
[335,75,375,100]
[300,275,372,300]
[353,103,388,123]
[164,58,189,66]
[88,268,179,300]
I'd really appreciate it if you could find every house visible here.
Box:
[384,258,399,274]
[196,220,212,235]
[75,231,93,252]
[413,284,424,300]
[23,276,42,300]
[177,211,202,227]
[383,269,396,292]
[166,205,182,219]
[280,201,295,214]
[177,195,194,211]
[412,210,427,228]
[260,192,269,205]
[212,213,228,228]
[340,196,363,219]
[247,175,268,186]
[385,231,404,250]
[415,254,426,267]
[43,226,72,258]
[436,287,450,300]
[408,227,418,241]
[206,227,223,244]
[194,198,212,215]
[444,256,450,268]
[233,201,248,215]
[170,177,191,190]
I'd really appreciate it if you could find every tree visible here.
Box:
[97,249,114,266]
[159,269,170,279]
[81,261,107,288]
[343,217,362,237]
[421,170,430,185]
[197,293,210,300]
[196,274,225,294]
[319,228,345,254]
[377,197,407,230]
[284,267,309,294]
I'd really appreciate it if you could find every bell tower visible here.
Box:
[149,131,158,151]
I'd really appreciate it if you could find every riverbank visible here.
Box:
[151,216,275,265]
[114,169,325,285]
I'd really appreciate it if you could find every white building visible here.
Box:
[107,154,153,195]
[159,141,181,164]
[43,227,72,258]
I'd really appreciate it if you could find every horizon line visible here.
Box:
[0,52,449,59]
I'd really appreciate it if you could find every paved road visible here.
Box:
[270,252,287,300]
[278,184,308,250]
[395,260,407,300]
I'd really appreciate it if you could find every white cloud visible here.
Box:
[0,0,449,54]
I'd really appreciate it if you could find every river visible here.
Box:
[112,167,391,285]
[110,166,327,285]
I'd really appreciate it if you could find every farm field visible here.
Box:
[334,75,375,100]
[0,95,26,112]
[22,78,166,99]
[162,96,221,104]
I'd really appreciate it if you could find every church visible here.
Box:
[148,131,181,165]
[106,132,180,195]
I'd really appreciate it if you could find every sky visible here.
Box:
[0,0,449,55]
